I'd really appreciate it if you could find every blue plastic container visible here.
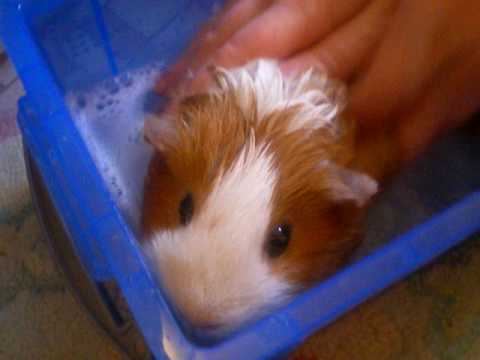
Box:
[2,1,480,358]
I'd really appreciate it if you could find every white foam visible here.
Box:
[66,64,164,231]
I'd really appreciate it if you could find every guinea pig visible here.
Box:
[141,59,398,336]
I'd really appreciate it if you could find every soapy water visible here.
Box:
[66,63,165,231]
[65,63,480,256]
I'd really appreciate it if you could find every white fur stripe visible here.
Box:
[214,59,346,134]
[146,141,293,331]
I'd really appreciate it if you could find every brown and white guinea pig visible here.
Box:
[141,59,398,335]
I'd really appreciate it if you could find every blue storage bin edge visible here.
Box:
[16,98,179,359]
[17,97,111,281]
[2,4,182,358]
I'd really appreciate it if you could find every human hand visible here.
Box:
[157,0,480,162]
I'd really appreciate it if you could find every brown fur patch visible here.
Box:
[262,110,366,284]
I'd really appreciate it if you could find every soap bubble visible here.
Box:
[66,64,163,232]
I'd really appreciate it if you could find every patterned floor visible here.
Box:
[2,49,480,360]
[0,50,126,360]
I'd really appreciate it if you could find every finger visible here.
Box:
[350,1,461,126]
[189,0,371,89]
[214,0,370,67]
[397,48,480,163]
[280,0,395,80]
[155,0,273,94]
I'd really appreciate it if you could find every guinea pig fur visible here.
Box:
[141,59,396,336]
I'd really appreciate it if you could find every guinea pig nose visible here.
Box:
[191,321,224,339]
[188,314,223,333]
[192,318,221,331]
[197,323,221,332]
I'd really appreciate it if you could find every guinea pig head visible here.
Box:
[142,60,378,335]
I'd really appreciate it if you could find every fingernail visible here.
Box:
[280,59,329,79]
[154,77,168,93]
[154,71,177,94]
[183,68,212,95]
[279,62,297,77]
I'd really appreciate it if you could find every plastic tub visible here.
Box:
[2,1,480,359]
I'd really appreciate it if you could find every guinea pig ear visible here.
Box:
[320,160,378,207]
[143,92,213,150]
[143,112,177,151]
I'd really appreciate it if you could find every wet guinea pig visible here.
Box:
[141,59,397,336]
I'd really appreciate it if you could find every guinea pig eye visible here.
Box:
[266,224,291,258]
[179,192,194,225]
